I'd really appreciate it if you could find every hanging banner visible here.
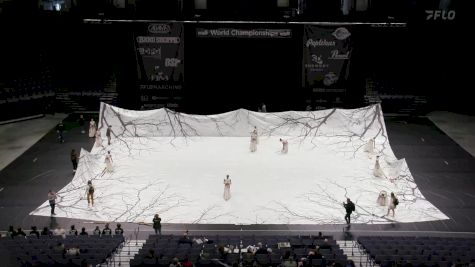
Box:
[302,26,352,109]
[135,22,184,110]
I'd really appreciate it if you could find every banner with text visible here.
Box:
[135,23,184,110]
[302,26,352,109]
[196,28,292,38]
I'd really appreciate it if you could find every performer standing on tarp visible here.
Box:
[89,119,96,138]
[373,156,385,178]
[106,125,113,145]
[280,138,288,154]
[250,127,258,152]
[95,131,103,147]
[86,180,94,207]
[364,138,375,154]
[223,175,232,201]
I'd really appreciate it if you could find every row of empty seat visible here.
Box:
[358,236,475,267]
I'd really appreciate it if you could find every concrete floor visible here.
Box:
[0,114,67,172]
[428,111,475,158]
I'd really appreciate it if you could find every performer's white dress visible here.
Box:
[250,132,258,152]
[105,154,113,172]
[95,131,103,147]
[373,158,385,178]
[364,138,375,154]
[281,140,289,154]
[388,196,396,210]
[377,191,387,206]
[89,120,96,138]
[223,178,231,201]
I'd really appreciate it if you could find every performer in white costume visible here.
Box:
[376,190,387,206]
[95,131,103,147]
[89,119,96,138]
[223,175,231,201]
[104,151,113,173]
[364,138,375,154]
[373,155,385,178]
[280,138,288,154]
[253,126,259,144]
[250,127,258,152]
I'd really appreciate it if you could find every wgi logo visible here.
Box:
[148,24,171,34]
[426,10,456,20]
[165,58,181,67]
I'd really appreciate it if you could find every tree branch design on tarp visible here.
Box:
[29,103,449,224]
[192,205,239,224]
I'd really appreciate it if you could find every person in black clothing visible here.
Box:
[7,226,16,238]
[71,149,78,173]
[41,227,52,236]
[56,121,65,143]
[79,227,88,236]
[178,230,192,246]
[115,223,124,235]
[343,198,355,225]
[153,214,161,235]
[16,227,26,237]
[30,226,40,238]
[254,243,268,254]
[102,223,112,235]
[69,225,78,236]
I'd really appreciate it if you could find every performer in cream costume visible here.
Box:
[373,155,385,178]
[95,131,103,147]
[376,190,388,206]
[223,175,231,201]
[364,138,375,154]
[89,119,97,138]
[250,127,258,152]
[105,151,113,173]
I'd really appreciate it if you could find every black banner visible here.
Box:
[302,26,352,109]
[135,23,184,110]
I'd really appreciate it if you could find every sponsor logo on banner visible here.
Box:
[425,10,456,20]
[196,28,292,38]
[150,72,169,82]
[305,54,329,70]
[148,24,171,34]
[305,39,336,48]
[332,28,351,40]
[323,72,339,86]
[329,50,350,60]
[137,36,181,44]
[165,58,181,67]
[137,47,161,58]
[312,54,323,64]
